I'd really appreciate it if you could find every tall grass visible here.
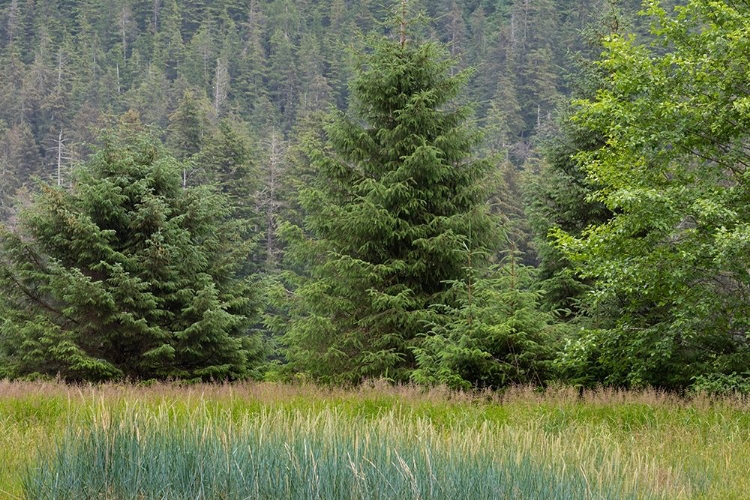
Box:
[1,381,749,499]
[24,402,650,500]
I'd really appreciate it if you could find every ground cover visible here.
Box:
[0,381,748,499]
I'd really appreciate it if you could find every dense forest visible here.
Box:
[0,0,747,392]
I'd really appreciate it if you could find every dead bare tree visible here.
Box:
[213,58,229,118]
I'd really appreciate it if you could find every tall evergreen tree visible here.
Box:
[153,0,184,81]
[0,50,26,126]
[279,24,498,383]
[267,27,297,129]
[0,129,262,381]
[296,31,333,116]
[182,18,217,90]
[236,0,268,119]
[125,62,170,129]
[166,88,211,162]
[0,125,21,220]
[193,119,259,223]
[322,0,357,109]
[0,122,42,182]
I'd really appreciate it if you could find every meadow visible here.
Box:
[0,381,749,499]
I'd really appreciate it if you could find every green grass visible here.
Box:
[24,405,638,499]
[1,381,750,499]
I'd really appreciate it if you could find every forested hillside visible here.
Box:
[0,0,644,197]
[0,0,747,392]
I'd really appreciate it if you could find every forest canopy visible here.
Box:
[0,0,747,393]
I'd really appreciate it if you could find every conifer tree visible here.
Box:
[182,19,217,90]
[0,50,26,127]
[167,88,211,161]
[296,32,333,116]
[0,129,262,381]
[193,119,259,223]
[412,250,561,389]
[236,0,269,119]
[267,27,297,129]
[0,122,42,182]
[322,0,357,110]
[126,63,170,129]
[279,20,497,383]
[153,0,184,81]
[0,126,21,220]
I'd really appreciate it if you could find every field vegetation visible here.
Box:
[0,381,749,499]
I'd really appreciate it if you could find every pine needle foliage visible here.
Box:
[0,132,262,381]
[279,30,498,383]
[412,250,562,390]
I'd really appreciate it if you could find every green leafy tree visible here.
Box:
[554,0,750,389]
[523,1,631,330]
[523,5,627,391]
[0,131,262,381]
[279,28,498,383]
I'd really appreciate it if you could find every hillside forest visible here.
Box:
[0,0,747,392]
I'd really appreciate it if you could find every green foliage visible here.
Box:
[0,0,652,199]
[412,251,563,389]
[1,0,744,391]
[526,104,611,316]
[192,119,259,223]
[524,0,632,317]
[278,31,498,384]
[691,372,750,397]
[167,88,212,161]
[0,131,262,381]
[554,0,750,389]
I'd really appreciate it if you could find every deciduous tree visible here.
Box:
[554,0,750,389]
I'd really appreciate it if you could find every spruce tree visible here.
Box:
[279,23,497,383]
[167,88,211,161]
[193,119,260,229]
[412,250,562,390]
[0,129,262,381]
